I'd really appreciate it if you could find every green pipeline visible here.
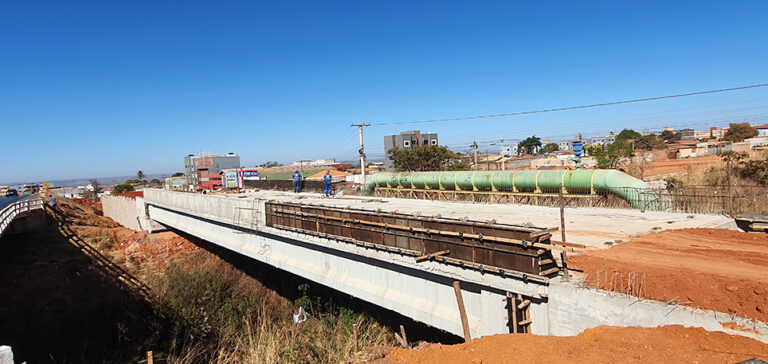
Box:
[362,170,661,210]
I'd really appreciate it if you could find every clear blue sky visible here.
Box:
[2,1,767,183]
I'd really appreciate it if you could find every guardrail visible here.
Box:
[0,196,44,238]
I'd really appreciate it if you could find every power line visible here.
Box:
[370,83,768,126]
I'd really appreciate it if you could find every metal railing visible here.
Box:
[0,196,44,238]
[374,185,768,215]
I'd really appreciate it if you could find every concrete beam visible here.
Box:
[149,204,549,338]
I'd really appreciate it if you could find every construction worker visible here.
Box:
[48,194,57,212]
[292,170,302,193]
[323,170,333,197]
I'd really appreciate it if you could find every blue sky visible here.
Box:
[2,1,767,182]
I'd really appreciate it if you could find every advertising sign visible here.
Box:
[240,170,259,180]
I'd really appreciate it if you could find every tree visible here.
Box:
[634,134,667,150]
[82,178,103,202]
[519,135,542,155]
[112,183,135,195]
[539,143,560,155]
[586,140,633,169]
[136,170,146,182]
[259,161,282,168]
[616,129,641,141]
[171,172,185,177]
[150,178,161,185]
[660,130,682,142]
[721,151,768,186]
[388,145,469,171]
[723,123,758,142]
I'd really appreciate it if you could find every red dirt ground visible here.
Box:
[570,228,768,322]
[643,155,723,177]
[385,325,768,364]
[113,191,144,199]
[57,197,198,266]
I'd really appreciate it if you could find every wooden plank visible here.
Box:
[453,281,472,341]
[509,291,517,334]
[394,333,408,348]
[540,267,560,276]
[517,299,531,310]
[415,250,450,262]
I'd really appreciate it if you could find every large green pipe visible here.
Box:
[362,170,660,210]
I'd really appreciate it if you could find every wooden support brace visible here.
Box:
[414,250,450,262]
[394,333,408,348]
[517,299,531,310]
[508,291,517,334]
[353,324,359,352]
[540,267,560,276]
[453,281,472,341]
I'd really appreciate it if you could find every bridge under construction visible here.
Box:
[141,189,764,342]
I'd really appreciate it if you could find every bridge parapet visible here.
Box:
[143,189,262,230]
[0,196,44,238]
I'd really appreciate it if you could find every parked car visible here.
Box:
[6,189,18,197]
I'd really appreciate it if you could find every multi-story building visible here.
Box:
[680,128,696,140]
[557,140,572,151]
[183,153,240,187]
[383,130,439,171]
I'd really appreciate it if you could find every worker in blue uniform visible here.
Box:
[323,170,333,197]
[293,170,302,193]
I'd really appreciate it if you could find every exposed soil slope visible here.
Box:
[570,228,768,322]
[643,155,723,178]
[385,325,768,364]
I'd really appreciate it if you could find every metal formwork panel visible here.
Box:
[263,201,559,278]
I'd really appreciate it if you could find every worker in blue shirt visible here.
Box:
[292,170,302,193]
[323,170,333,197]
[48,194,58,212]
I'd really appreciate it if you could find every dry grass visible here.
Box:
[155,251,393,364]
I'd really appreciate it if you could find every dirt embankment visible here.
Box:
[570,228,768,322]
[385,325,768,364]
[642,155,724,178]
[60,197,198,277]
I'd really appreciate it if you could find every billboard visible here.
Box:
[240,170,259,180]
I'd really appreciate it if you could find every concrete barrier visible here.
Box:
[102,193,162,232]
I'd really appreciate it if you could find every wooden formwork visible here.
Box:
[264,201,560,280]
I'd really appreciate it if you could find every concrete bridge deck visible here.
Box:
[143,189,767,342]
[237,190,732,248]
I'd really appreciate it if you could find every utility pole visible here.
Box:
[472,141,479,171]
[351,123,371,186]
[500,137,505,171]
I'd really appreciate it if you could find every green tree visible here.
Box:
[586,140,633,169]
[150,178,161,185]
[136,170,146,181]
[388,145,469,171]
[519,135,542,155]
[660,130,682,142]
[616,129,641,141]
[171,172,185,177]
[112,183,135,195]
[539,143,560,155]
[634,134,667,150]
[723,123,758,142]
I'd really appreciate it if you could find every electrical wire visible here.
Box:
[370,83,768,126]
